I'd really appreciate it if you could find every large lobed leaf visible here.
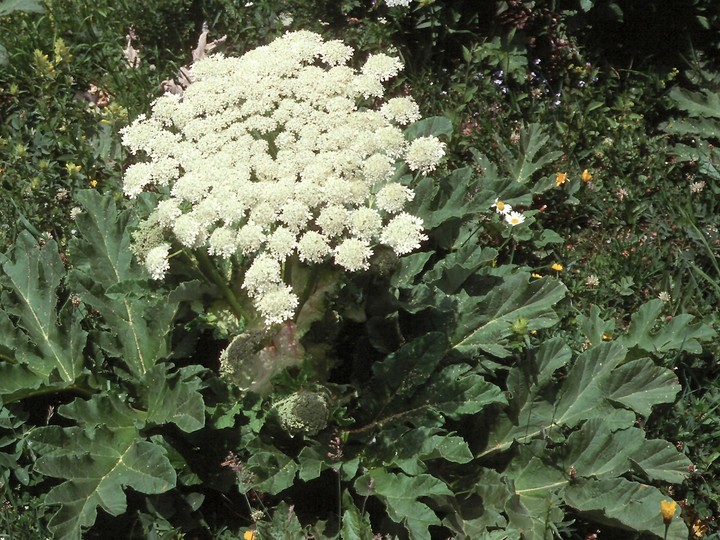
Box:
[0,231,86,386]
[28,425,176,540]
[507,123,564,184]
[564,477,688,539]
[0,0,44,16]
[68,190,177,377]
[451,273,567,358]
[362,332,506,428]
[481,341,680,457]
[355,470,452,540]
[619,299,715,355]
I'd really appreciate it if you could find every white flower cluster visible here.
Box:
[121,31,442,326]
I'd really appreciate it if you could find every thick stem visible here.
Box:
[194,249,250,322]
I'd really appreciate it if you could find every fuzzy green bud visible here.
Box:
[511,317,529,336]
[275,391,329,437]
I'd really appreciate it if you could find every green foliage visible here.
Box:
[3,1,720,537]
[0,192,213,539]
[0,231,85,386]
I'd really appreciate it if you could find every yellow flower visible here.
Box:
[243,531,257,540]
[531,273,542,279]
[89,179,98,188]
[692,517,709,537]
[581,169,593,182]
[555,172,568,186]
[661,499,677,524]
[551,263,563,272]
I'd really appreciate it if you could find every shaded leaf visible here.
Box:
[423,244,497,294]
[340,492,374,540]
[355,470,451,540]
[247,442,300,495]
[668,87,720,120]
[140,364,205,433]
[28,425,175,540]
[255,501,305,539]
[508,123,563,184]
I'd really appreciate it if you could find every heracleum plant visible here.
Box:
[0,29,712,540]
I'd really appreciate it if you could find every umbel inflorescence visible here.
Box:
[121,31,444,325]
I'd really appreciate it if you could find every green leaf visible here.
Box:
[668,87,720,120]
[69,191,177,377]
[363,333,505,431]
[564,477,688,539]
[404,116,453,140]
[451,273,566,358]
[354,470,451,540]
[0,231,86,383]
[554,342,628,427]
[423,244,497,294]
[507,123,563,184]
[391,250,434,288]
[629,439,693,484]
[381,426,472,475]
[59,394,139,429]
[599,358,681,417]
[256,501,305,538]
[423,364,506,419]
[562,419,690,483]
[619,299,715,355]
[0,362,43,399]
[0,0,44,16]
[505,445,566,537]
[414,168,481,229]
[140,365,205,433]
[369,332,448,405]
[246,442,299,495]
[442,469,514,536]
[340,492,374,540]
[28,425,176,540]
[481,342,679,458]
[577,304,615,347]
